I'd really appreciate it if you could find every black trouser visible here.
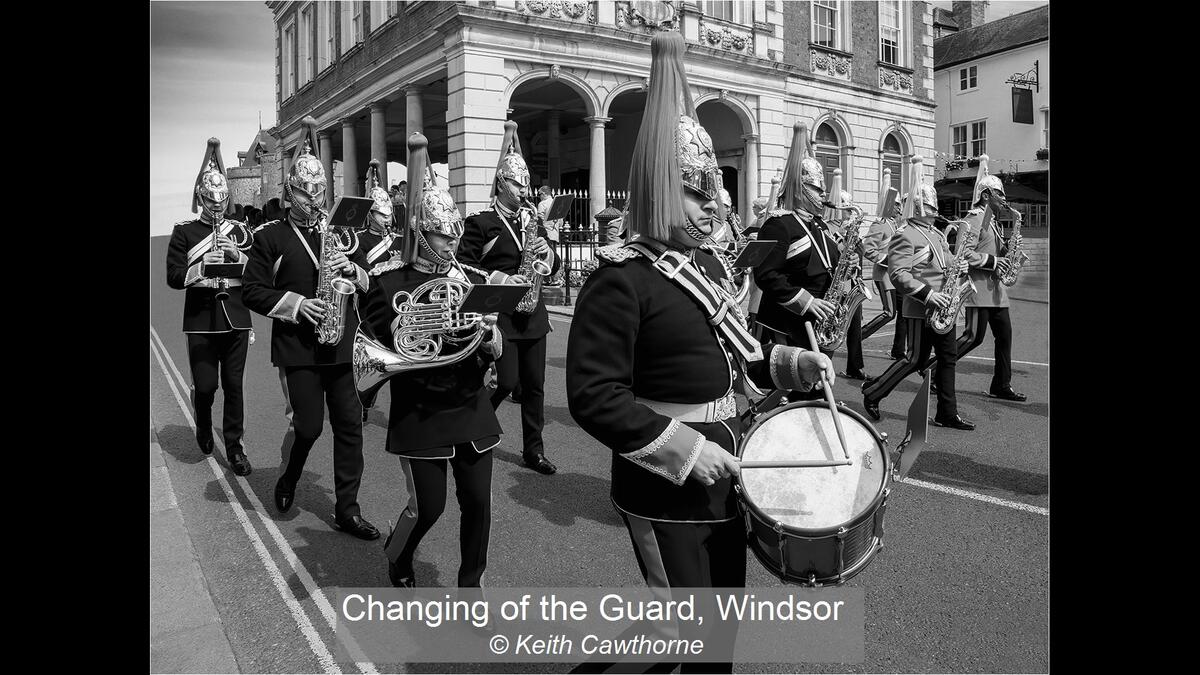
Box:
[863,317,958,420]
[861,286,907,357]
[571,514,745,674]
[279,364,364,519]
[924,306,1012,393]
[187,330,249,456]
[490,335,547,458]
[385,447,493,587]
[844,305,864,374]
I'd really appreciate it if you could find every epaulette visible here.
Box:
[596,245,642,265]
[966,207,983,216]
[466,206,493,219]
[767,208,791,217]
[253,219,281,234]
[369,257,406,276]
[174,219,193,229]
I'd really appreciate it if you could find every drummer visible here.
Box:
[566,31,833,674]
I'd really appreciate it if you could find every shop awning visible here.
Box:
[934,178,1047,204]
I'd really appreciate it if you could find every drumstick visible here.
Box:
[740,459,853,469]
[804,323,852,463]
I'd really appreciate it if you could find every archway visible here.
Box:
[603,88,647,212]
[696,98,754,224]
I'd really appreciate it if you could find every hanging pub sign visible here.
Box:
[1012,87,1034,124]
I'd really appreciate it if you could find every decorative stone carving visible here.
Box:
[719,89,728,101]
[515,1,596,24]
[878,65,914,94]
[617,1,676,31]
[641,77,650,91]
[698,22,752,53]
[809,48,850,81]
[550,64,560,79]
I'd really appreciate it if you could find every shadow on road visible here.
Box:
[491,449,622,528]
[909,450,1048,496]
[157,424,212,467]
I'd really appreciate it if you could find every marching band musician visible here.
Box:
[861,179,908,360]
[241,116,380,539]
[458,121,561,476]
[752,121,845,399]
[566,31,832,674]
[165,137,253,476]
[825,177,870,382]
[861,160,974,431]
[358,158,405,422]
[931,155,1027,402]
[362,134,505,589]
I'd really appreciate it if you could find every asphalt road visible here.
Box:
[150,235,1049,674]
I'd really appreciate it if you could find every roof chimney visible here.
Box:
[951,0,988,30]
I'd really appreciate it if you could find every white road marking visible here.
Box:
[898,476,1049,516]
[151,329,380,674]
[151,333,342,674]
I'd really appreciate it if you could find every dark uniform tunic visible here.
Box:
[165,218,252,456]
[753,209,842,344]
[458,203,561,459]
[241,218,372,519]
[361,258,503,587]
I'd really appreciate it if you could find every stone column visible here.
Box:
[547,110,561,189]
[585,116,610,225]
[444,46,508,212]
[369,100,389,189]
[341,117,359,197]
[405,85,424,137]
[318,129,335,208]
[741,132,759,225]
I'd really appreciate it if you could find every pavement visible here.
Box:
[150,235,1049,674]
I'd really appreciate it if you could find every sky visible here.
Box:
[150,0,1048,237]
[150,1,278,237]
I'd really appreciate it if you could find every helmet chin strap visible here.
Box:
[416,230,452,268]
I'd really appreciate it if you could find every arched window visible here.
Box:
[881,131,905,195]
[814,123,841,192]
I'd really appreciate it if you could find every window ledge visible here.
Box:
[296,80,315,97]
[811,43,853,59]
[341,42,364,59]
[955,86,979,95]
[369,16,399,37]
[317,63,336,79]
[878,61,914,74]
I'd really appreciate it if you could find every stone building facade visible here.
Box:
[268,1,936,225]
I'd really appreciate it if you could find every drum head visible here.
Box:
[740,402,886,531]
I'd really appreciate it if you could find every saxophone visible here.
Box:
[514,202,551,315]
[814,205,869,351]
[997,207,1029,287]
[315,211,360,345]
[927,220,978,334]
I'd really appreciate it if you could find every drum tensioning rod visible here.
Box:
[739,459,854,469]
[804,323,853,463]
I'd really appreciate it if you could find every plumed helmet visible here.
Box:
[839,190,855,209]
[400,133,463,264]
[623,30,725,241]
[779,122,826,211]
[678,115,721,201]
[493,121,530,194]
[919,183,938,213]
[903,155,925,219]
[718,187,733,211]
[192,137,230,216]
[971,154,1005,205]
[365,158,393,218]
[286,116,326,204]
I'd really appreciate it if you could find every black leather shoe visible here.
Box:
[523,453,557,475]
[840,369,871,381]
[388,560,416,588]
[228,452,252,477]
[929,381,939,395]
[335,515,381,540]
[932,415,975,431]
[989,387,1028,402]
[274,475,296,513]
[862,398,881,421]
[197,434,214,455]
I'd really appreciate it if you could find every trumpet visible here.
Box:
[353,275,492,407]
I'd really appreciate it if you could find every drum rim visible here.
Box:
[745,530,884,587]
[735,400,892,536]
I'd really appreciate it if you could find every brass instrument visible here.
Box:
[514,201,551,315]
[997,207,1029,287]
[814,204,870,350]
[353,273,491,407]
[927,219,978,334]
[315,210,360,345]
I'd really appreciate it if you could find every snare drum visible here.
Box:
[735,401,890,586]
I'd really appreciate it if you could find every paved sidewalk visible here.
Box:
[150,424,239,674]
